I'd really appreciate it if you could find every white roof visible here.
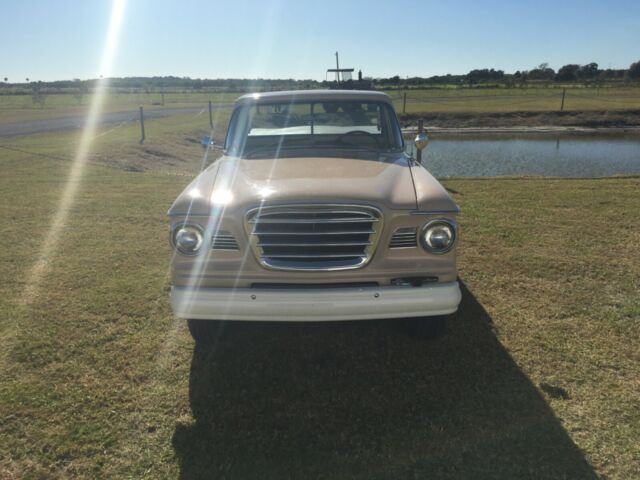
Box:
[235,89,393,105]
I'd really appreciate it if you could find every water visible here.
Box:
[404,133,640,178]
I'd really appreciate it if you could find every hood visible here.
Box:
[169,154,418,215]
[168,154,460,217]
[410,164,460,213]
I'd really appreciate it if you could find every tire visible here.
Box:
[187,319,225,344]
[403,314,449,340]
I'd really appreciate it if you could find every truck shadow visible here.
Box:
[172,281,597,479]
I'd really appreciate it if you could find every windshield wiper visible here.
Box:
[334,144,382,153]
[243,144,311,158]
[243,143,387,158]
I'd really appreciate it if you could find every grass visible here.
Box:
[2,86,640,125]
[0,117,639,478]
[0,92,238,124]
[396,87,640,112]
[387,86,640,113]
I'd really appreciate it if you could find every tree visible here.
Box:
[629,60,640,79]
[517,70,529,87]
[467,68,505,84]
[555,64,580,81]
[528,63,555,80]
[577,62,599,80]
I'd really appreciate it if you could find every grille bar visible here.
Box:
[257,241,372,247]
[211,231,239,251]
[256,209,377,218]
[389,227,417,248]
[245,205,383,271]
[261,253,366,259]
[251,230,375,235]
[248,217,378,224]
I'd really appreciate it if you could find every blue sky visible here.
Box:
[1,0,639,81]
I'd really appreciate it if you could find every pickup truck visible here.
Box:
[168,90,461,342]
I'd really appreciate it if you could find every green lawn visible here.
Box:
[388,86,640,113]
[0,118,638,478]
[0,91,238,124]
[2,86,640,125]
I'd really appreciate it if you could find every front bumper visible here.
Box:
[170,282,461,322]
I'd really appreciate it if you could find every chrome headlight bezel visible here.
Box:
[170,222,204,256]
[420,219,457,254]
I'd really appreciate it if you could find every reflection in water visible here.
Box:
[405,133,640,178]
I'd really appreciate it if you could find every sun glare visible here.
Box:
[20,0,127,305]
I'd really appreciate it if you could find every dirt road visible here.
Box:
[0,105,233,137]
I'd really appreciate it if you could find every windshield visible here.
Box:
[224,100,404,157]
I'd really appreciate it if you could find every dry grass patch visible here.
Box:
[0,125,638,478]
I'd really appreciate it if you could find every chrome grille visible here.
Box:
[211,231,239,250]
[389,227,417,248]
[245,205,383,271]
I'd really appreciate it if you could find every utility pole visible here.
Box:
[139,106,145,144]
[327,52,354,87]
[416,119,424,164]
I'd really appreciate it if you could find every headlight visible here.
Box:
[171,224,204,256]
[420,220,456,254]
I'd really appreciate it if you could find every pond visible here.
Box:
[404,133,640,178]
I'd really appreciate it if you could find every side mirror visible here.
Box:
[201,136,214,150]
[414,132,429,151]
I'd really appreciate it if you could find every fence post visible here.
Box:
[403,92,407,114]
[560,88,566,112]
[208,101,213,128]
[139,106,145,144]
[416,119,424,164]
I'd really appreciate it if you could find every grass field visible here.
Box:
[2,86,640,125]
[0,117,639,478]
[388,86,640,113]
[0,92,238,125]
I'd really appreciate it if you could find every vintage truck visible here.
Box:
[168,90,461,342]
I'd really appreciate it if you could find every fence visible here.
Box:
[392,88,640,115]
[2,87,640,143]
[132,88,640,142]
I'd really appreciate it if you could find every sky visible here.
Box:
[1,0,639,82]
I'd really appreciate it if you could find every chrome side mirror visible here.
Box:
[414,132,429,151]
[201,136,214,150]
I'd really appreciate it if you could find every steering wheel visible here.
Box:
[338,130,380,147]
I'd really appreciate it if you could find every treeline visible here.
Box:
[376,61,640,87]
[2,60,639,93]
[0,76,322,93]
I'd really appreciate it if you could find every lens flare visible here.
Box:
[20,0,126,305]
[210,188,234,205]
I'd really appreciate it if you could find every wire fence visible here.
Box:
[124,89,640,143]
[392,88,640,114]
[2,88,640,149]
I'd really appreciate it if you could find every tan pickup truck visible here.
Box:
[168,90,461,342]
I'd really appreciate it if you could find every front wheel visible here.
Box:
[187,319,225,344]
[402,314,451,340]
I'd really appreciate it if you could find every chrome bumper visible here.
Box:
[170,282,461,322]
